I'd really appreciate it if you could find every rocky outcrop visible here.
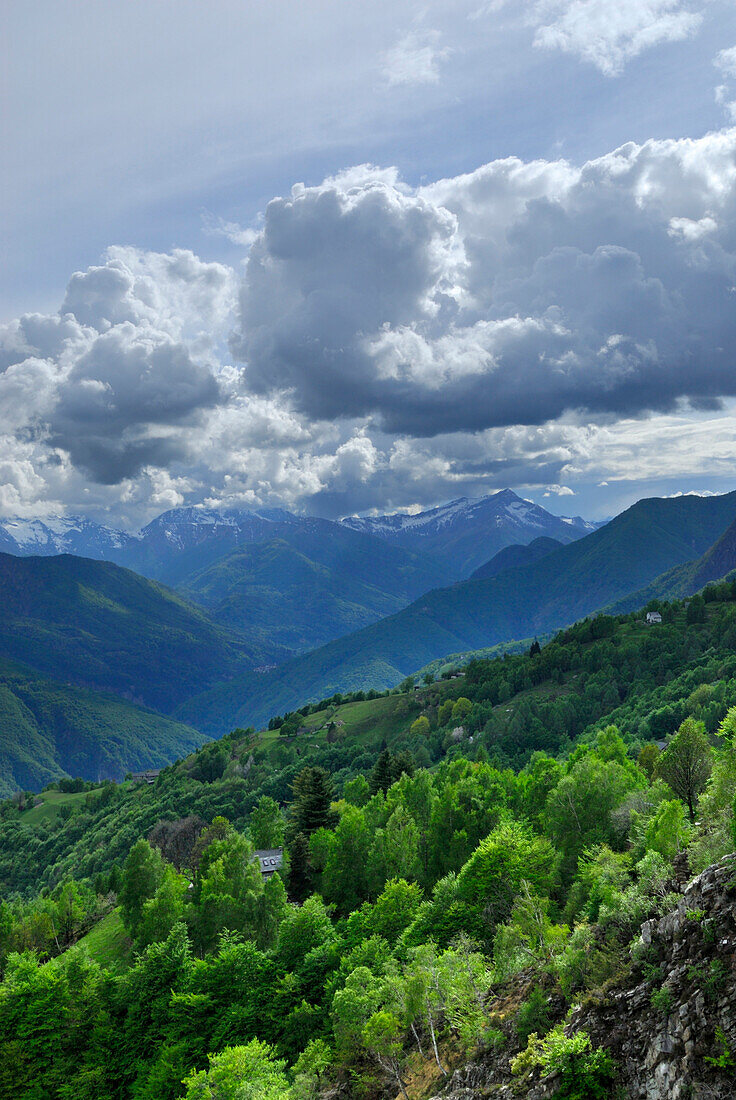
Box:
[430,855,736,1099]
[570,854,736,1099]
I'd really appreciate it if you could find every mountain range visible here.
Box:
[0,490,594,581]
[342,489,596,577]
[5,488,736,789]
[177,490,736,734]
[0,491,593,659]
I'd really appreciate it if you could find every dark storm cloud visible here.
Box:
[4,132,736,521]
[233,175,459,421]
[0,248,232,486]
[49,326,221,482]
[233,134,736,436]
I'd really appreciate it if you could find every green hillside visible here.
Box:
[179,491,736,733]
[5,579,736,897]
[4,583,736,1099]
[607,513,736,614]
[0,552,276,714]
[0,658,203,796]
[470,535,563,580]
[178,527,446,654]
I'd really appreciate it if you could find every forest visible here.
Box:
[2,584,736,1098]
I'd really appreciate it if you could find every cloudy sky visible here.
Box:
[4,0,736,527]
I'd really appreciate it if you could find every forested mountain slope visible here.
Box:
[178,521,447,654]
[0,552,270,714]
[0,658,201,796]
[608,512,736,614]
[3,584,736,1100]
[8,577,736,895]
[179,491,736,734]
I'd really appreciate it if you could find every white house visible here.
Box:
[646,611,663,624]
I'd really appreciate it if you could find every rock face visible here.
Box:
[570,854,736,1100]
[431,855,736,1099]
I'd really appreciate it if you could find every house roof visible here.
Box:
[254,848,284,875]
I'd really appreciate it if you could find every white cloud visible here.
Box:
[234,131,736,440]
[382,31,451,86]
[714,47,736,121]
[8,127,736,523]
[715,44,736,78]
[532,0,703,76]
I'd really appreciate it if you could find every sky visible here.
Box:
[3,0,736,528]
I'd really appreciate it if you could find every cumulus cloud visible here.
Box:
[382,30,451,86]
[532,0,703,76]
[0,247,233,490]
[233,130,736,443]
[715,45,736,79]
[7,128,736,523]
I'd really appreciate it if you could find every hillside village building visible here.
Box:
[254,848,284,879]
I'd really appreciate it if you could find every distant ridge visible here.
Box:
[178,490,736,734]
[471,536,563,581]
[607,513,736,613]
[342,489,595,578]
[0,552,267,714]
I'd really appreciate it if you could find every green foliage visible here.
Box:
[451,697,473,722]
[512,1026,617,1099]
[289,768,335,837]
[650,985,674,1016]
[291,1039,333,1100]
[656,718,713,822]
[545,750,642,875]
[188,818,264,952]
[182,1040,291,1099]
[516,985,551,1044]
[453,821,555,944]
[494,885,569,977]
[249,796,285,849]
[638,742,660,780]
[410,715,430,738]
[311,804,372,912]
[644,800,690,862]
[118,839,166,938]
[704,1026,735,1072]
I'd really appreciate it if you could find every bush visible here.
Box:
[650,986,674,1016]
[516,985,551,1044]
[512,1026,617,1100]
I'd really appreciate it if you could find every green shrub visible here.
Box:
[704,1026,735,1072]
[516,985,551,1044]
[511,1026,617,1100]
[650,986,674,1016]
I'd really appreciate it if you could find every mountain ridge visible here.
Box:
[177,490,736,733]
[0,551,271,714]
[342,489,596,577]
[0,490,596,586]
